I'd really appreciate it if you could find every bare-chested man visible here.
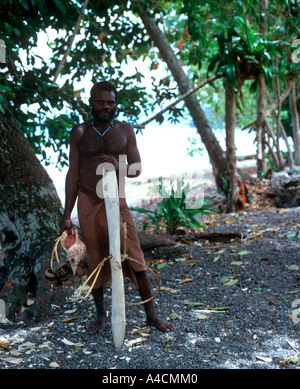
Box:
[60,81,174,333]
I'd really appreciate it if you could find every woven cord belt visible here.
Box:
[78,223,161,305]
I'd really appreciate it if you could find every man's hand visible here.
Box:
[100,155,119,171]
[60,217,73,236]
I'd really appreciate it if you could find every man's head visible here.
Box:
[89,81,117,124]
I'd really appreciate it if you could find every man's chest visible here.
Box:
[79,126,127,156]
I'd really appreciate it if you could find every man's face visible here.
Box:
[90,90,117,124]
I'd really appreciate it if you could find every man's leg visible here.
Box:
[87,286,107,333]
[135,270,175,333]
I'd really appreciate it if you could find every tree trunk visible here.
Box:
[225,80,237,212]
[256,77,267,176]
[290,82,300,165]
[137,9,228,195]
[278,119,294,167]
[264,120,285,169]
[256,0,268,177]
[0,106,72,323]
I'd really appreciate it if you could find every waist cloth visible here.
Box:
[77,190,146,290]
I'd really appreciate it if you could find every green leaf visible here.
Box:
[207,53,221,74]
[291,308,300,316]
[206,306,231,311]
[217,28,225,56]
[184,302,205,306]
[249,78,258,93]
[237,250,253,256]
[188,20,196,36]
[261,66,273,90]
[220,276,238,286]
[0,84,12,92]
[288,265,299,271]
[225,65,236,87]
[169,312,182,320]
[244,55,259,64]
[20,0,29,11]
[286,231,300,239]
[52,0,66,14]
[224,279,238,286]
[220,276,232,283]
[157,262,167,270]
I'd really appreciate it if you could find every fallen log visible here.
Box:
[175,231,247,243]
[138,233,176,250]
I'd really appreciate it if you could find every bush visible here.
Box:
[131,177,216,234]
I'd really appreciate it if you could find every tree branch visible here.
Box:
[52,0,89,85]
[265,79,294,117]
[132,72,224,131]
[241,79,294,131]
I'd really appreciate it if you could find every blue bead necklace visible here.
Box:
[92,119,114,137]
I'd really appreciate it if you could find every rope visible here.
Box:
[78,254,112,299]
[50,236,68,273]
[122,256,161,306]
[78,223,161,305]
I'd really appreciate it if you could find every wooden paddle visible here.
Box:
[102,167,126,348]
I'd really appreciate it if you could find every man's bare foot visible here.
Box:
[86,315,107,333]
[146,314,175,333]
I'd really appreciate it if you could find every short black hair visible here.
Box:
[90,81,118,103]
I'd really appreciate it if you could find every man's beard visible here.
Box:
[92,107,116,124]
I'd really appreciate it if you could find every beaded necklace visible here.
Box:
[92,119,114,137]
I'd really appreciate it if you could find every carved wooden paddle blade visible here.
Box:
[103,169,126,348]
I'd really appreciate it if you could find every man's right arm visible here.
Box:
[60,125,84,236]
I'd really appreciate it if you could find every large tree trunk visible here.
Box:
[0,106,72,323]
[137,9,228,195]
[225,80,237,212]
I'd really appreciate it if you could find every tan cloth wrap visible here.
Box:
[77,190,146,290]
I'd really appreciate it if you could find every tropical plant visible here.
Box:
[208,16,285,93]
[131,177,216,234]
[131,205,164,233]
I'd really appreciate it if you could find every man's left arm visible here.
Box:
[126,125,142,178]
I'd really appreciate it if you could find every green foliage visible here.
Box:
[131,177,216,234]
[0,0,159,167]
[186,136,203,158]
[1,0,88,166]
[208,15,286,90]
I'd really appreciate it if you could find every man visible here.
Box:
[60,81,174,334]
